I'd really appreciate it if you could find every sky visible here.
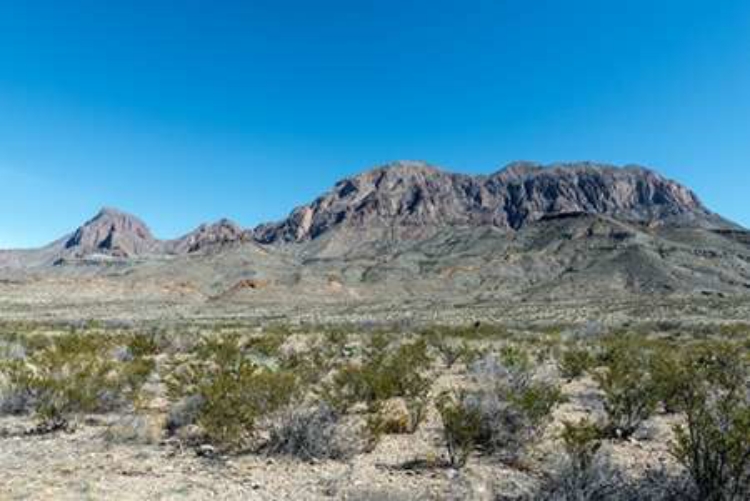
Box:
[1,0,749,248]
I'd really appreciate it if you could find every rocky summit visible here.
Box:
[0,161,749,321]
[62,207,159,259]
[255,161,727,244]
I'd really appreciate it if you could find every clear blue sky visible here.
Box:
[1,0,749,248]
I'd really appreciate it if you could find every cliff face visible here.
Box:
[63,207,159,258]
[168,219,251,254]
[1,161,748,304]
[253,161,720,244]
[0,161,737,270]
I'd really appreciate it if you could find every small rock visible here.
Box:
[196,444,218,459]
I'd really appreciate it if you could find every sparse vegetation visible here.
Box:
[165,334,298,450]
[594,336,659,439]
[1,320,749,499]
[437,351,563,467]
[324,338,431,434]
[669,341,750,501]
[0,332,153,423]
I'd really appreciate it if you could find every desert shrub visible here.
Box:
[542,419,609,499]
[437,352,563,467]
[0,332,153,422]
[423,328,485,369]
[539,459,626,500]
[537,460,689,501]
[324,339,431,416]
[126,332,160,358]
[266,403,376,460]
[165,334,299,450]
[0,338,30,414]
[498,345,532,373]
[246,333,287,359]
[436,390,483,468]
[594,338,659,439]
[561,419,604,471]
[166,394,204,433]
[428,335,465,369]
[559,346,595,380]
[649,344,692,414]
[540,418,691,501]
[669,342,750,501]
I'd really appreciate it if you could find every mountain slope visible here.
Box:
[254,161,732,247]
[61,207,160,259]
[0,161,748,309]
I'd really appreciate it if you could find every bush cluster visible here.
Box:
[437,351,563,467]
[0,332,153,423]
[324,338,432,434]
[165,334,298,450]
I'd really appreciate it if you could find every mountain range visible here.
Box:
[2,161,749,311]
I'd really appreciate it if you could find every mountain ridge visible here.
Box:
[0,161,745,288]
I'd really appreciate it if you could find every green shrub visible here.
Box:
[669,342,750,501]
[594,338,659,439]
[0,332,154,422]
[559,347,595,380]
[126,332,160,358]
[436,390,483,468]
[437,352,563,467]
[325,339,431,413]
[166,334,298,450]
[560,419,604,473]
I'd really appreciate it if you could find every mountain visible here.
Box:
[1,161,749,314]
[167,219,251,254]
[61,207,160,259]
[254,161,732,245]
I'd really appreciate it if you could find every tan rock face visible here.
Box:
[254,161,717,243]
[64,207,158,258]
[168,219,249,254]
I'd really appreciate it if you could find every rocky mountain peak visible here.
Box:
[169,218,250,254]
[63,207,158,258]
[255,161,724,243]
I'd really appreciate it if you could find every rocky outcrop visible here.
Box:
[2,161,739,269]
[63,207,159,258]
[168,219,250,254]
[254,161,727,243]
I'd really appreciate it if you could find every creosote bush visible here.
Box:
[669,341,750,501]
[324,338,431,434]
[436,390,483,468]
[594,337,659,439]
[437,351,563,468]
[558,346,595,380]
[165,334,299,450]
[0,332,154,422]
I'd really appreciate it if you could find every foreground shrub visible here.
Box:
[266,403,376,460]
[0,333,153,422]
[166,335,299,450]
[540,419,612,499]
[436,390,483,468]
[559,346,595,380]
[594,338,659,439]
[670,342,750,501]
[437,352,563,467]
[324,339,431,433]
[424,330,480,369]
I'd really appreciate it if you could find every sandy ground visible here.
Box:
[0,375,682,501]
